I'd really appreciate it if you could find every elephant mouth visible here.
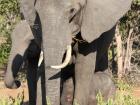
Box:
[38,45,72,69]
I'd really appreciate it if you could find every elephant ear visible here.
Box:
[81,0,132,42]
[20,0,36,26]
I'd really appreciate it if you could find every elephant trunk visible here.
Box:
[38,14,71,105]
[36,1,72,103]
[4,47,24,89]
[42,44,68,105]
[4,21,33,89]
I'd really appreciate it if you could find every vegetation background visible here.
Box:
[0,0,140,104]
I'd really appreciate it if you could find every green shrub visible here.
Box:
[0,0,20,37]
[0,90,24,105]
[96,81,140,105]
[0,0,20,66]
[0,40,11,67]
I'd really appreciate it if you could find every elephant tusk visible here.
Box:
[50,45,72,69]
[38,45,72,69]
[38,51,43,67]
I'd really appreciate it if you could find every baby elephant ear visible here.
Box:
[81,0,132,42]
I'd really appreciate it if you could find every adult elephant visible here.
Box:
[35,0,132,105]
[5,0,132,105]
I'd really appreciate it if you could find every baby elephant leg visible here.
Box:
[88,72,116,105]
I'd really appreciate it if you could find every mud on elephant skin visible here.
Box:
[4,20,41,105]
[61,72,116,105]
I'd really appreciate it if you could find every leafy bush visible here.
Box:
[0,90,24,105]
[119,0,140,39]
[108,0,140,82]
[0,41,11,67]
[0,0,20,37]
[0,0,20,66]
[96,80,140,105]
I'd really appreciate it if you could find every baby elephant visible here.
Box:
[88,72,116,105]
[61,72,116,105]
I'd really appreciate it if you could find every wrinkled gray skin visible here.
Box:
[36,1,132,105]
[61,72,116,105]
[5,0,132,105]
[4,20,41,105]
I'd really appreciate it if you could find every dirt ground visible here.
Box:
[0,66,29,104]
[132,87,140,99]
[0,82,29,104]
[0,82,140,103]
[0,67,140,103]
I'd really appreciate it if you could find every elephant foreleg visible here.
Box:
[74,52,96,105]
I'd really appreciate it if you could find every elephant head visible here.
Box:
[34,0,132,104]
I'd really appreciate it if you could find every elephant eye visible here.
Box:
[70,8,75,14]
[69,8,76,23]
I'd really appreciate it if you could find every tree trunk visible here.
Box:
[115,26,123,79]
